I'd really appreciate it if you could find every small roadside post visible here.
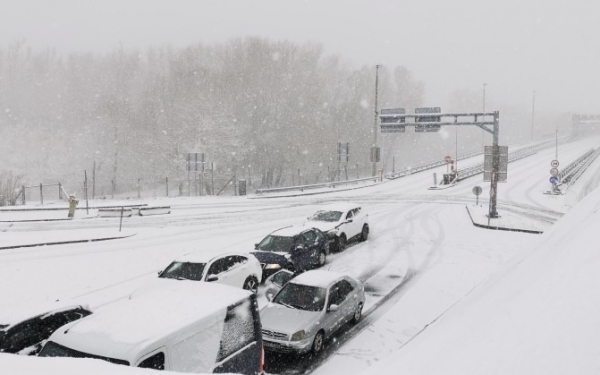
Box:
[119,206,124,232]
[472,185,482,206]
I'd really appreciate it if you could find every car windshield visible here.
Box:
[309,210,343,222]
[273,283,326,312]
[40,341,129,366]
[159,261,206,281]
[257,235,294,253]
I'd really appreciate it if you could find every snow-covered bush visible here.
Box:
[0,171,22,206]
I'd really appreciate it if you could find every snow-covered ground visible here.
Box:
[1,136,599,374]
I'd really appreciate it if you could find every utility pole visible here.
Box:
[455,125,458,172]
[531,90,536,141]
[372,64,380,177]
[482,83,486,147]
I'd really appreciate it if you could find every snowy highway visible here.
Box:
[1,135,599,374]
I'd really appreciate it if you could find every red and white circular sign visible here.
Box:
[444,156,452,163]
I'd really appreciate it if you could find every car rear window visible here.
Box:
[217,298,259,361]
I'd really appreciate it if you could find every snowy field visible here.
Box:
[1,136,600,374]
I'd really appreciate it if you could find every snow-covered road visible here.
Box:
[1,135,599,374]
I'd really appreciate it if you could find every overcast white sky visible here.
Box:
[1,0,599,115]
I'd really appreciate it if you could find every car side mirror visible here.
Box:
[157,270,163,276]
[206,275,218,282]
[328,304,339,312]
[254,244,259,250]
[267,293,274,301]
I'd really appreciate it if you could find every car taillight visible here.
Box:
[260,344,265,374]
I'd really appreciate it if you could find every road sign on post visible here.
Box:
[549,176,559,185]
[551,160,559,168]
[550,168,559,176]
[337,142,349,163]
[484,146,508,183]
[444,155,452,163]
[472,185,482,206]
[370,147,381,163]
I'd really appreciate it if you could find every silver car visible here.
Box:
[260,270,365,354]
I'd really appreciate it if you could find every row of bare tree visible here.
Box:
[2,37,557,195]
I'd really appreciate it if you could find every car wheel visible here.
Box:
[243,276,259,294]
[312,331,325,354]
[351,303,363,324]
[360,225,369,242]
[337,234,347,252]
[317,251,326,267]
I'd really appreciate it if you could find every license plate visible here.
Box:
[263,341,278,349]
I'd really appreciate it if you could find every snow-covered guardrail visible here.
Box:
[255,176,378,195]
[560,148,600,189]
[385,150,484,180]
[456,147,540,182]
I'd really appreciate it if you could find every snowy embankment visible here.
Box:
[0,354,187,375]
[360,185,600,374]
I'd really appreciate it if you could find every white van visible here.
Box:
[39,282,263,374]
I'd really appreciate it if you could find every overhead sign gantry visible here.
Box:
[379,108,503,218]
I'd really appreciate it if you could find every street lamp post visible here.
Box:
[531,90,536,141]
[372,65,380,177]
[482,83,486,147]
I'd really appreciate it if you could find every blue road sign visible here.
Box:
[549,176,559,185]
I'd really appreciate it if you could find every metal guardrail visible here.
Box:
[255,137,568,195]
[385,150,483,180]
[560,148,600,188]
[456,147,539,182]
[255,176,378,195]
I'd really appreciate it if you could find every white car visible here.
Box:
[137,251,263,294]
[306,203,369,251]
[260,270,365,354]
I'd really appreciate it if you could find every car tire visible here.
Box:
[317,251,326,267]
[337,234,347,252]
[312,331,325,354]
[360,225,369,242]
[351,303,363,324]
[243,276,259,294]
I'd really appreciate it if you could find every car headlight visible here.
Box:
[265,264,282,270]
[290,330,306,341]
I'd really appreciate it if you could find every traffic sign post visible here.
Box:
[551,160,559,168]
[472,185,482,206]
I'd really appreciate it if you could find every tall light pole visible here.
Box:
[372,64,380,177]
[531,90,536,141]
[482,83,487,147]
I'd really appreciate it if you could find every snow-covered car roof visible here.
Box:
[174,250,250,263]
[0,299,90,329]
[50,282,252,361]
[269,225,313,237]
[290,270,349,288]
[314,202,360,213]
